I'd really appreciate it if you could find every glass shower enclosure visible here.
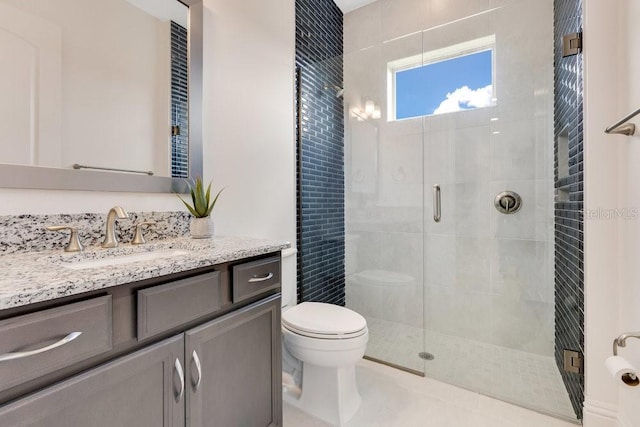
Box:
[343,0,576,420]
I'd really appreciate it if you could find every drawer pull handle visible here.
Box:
[248,272,274,283]
[0,331,82,362]
[174,358,185,402]
[192,350,202,391]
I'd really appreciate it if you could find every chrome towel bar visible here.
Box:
[73,163,154,175]
[605,108,640,136]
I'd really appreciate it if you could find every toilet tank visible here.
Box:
[281,248,298,308]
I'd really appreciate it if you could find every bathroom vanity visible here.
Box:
[0,235,287,426]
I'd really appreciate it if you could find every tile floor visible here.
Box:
[283,359,580,427]
[363,317,576,420]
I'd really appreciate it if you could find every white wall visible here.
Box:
[0,0,296,249]
[582,1,640,426]
[617,0,640,423]
[613,1,640,426]
[202,0,296,244]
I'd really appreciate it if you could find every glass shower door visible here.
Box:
[421,0,574,418]
[344,31,426,374]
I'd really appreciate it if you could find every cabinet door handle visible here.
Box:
[0,332,82,362]
[174,358,185,402]
[192,350,202,391]
[248,272,274,283]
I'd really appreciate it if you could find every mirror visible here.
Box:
[0,0,202,192]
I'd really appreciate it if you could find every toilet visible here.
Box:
[280,248,368,426]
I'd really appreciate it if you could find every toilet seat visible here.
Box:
[282,302,367,339]
[283,323,367,339]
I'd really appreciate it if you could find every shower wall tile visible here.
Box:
[296,0,345,305]
[490,239,549,301]
[490,120,539,181]
[426,129,455,184]
[381,232,424,285]
[455,237,491,294]
[490,294,554,355]
[345,229,424,328]
[379,0,428,42]
[378,134,424,208]
[345,275,384,319]
[343,46,384,115]
[426,0,491,32]
[454,182,490,237]
[425,234,456,290]
[536,117,556,180]
[350,230,382,272]
[490,180,552,242]
[454,125,490,183]
[343,1,381,54]
[492,2,554,125]
[428,107,492,133]
[382,282,423,328]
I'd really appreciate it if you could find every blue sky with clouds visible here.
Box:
[396,50,493,119]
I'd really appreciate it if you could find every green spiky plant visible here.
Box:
[177,177,224,218]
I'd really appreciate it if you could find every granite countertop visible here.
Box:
[0,236,290,310]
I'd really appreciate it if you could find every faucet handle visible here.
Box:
[46,225,84,252]
[131,221,156,245]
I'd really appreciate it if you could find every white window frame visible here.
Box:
[387,35,497,121]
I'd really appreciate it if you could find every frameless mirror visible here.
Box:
[0,0,202,192]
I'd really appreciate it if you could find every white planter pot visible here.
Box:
[190,216,214,239]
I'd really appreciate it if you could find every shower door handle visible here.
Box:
[433,184,441,223]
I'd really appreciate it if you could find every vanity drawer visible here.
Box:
[0,295,113,393]
[137,270,221,340]
[232,256,281,303]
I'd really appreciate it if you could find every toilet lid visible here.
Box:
[282,302,367,338]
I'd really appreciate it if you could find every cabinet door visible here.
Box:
[186,294,282,427]
[0,335,185,427]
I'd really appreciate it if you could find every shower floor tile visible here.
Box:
[362,316,576,421]
[283,358,578,427]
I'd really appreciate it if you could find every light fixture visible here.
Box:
[365,100,375,115]
[351,100,381,121]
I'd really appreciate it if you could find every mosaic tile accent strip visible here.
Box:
[171,21,189,178]
[295,0,345,305]
[553,0,584,419]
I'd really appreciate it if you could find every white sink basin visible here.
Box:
[62,249,190,270]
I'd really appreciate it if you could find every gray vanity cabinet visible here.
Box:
[0,253,283,426]
[186,293,281,427]
[0,334,185,427]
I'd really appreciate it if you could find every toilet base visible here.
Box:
[284,363,362,426]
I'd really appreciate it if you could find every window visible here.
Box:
[388,36,496,121]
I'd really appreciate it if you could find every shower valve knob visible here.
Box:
[494,191,522,214]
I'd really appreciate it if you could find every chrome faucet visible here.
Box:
[101,206,129,248]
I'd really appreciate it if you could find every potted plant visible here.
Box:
[177,177,224,238]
